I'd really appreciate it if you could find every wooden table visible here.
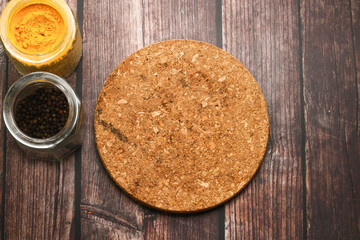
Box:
[0,0,359,239]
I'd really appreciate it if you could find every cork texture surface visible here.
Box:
[94,40,269,212]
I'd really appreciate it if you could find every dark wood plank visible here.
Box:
[141,0,222,239]
[302,0,360,239]
[142,210,220,240]
[222,0,303,239]
[347,0,360,233]
[80,1,145,239]
[61,1,79,238]
[0,1,8,237]
[1,0,79,238]
[142,0,217,46]
[350,1,360,236]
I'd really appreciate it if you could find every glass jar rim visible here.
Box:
[3,72,81,150]
[0,0,76,64]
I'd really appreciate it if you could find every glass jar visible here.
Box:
[0,0,82,78]
[3,72,83,161]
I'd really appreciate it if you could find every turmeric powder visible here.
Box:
[9,3,66,54]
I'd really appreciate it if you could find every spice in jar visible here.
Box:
[9,3,66,54]
[0,0,82,78]
[15,87,69,139]
[3,72,83,160]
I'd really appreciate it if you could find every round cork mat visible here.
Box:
[94,40,269,212]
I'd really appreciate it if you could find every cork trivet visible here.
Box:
[94,40,269,212]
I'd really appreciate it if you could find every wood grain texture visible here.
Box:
[143,210,221,240]
[141,1,222,239]
[80,1,144,239]
[350,0,360,233]
[0,1,7,237]
[142,0,217,46]
[222,0,303,239]
[302,0,360,239]
[350,0,360,235]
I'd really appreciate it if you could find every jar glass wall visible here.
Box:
[3,72,83,161]
[0,0,82,78]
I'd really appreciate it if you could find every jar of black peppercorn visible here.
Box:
[3,72,83,161]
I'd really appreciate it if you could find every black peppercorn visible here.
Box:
[15,87,69,139]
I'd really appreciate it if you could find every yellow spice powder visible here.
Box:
[9,3,66,54]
